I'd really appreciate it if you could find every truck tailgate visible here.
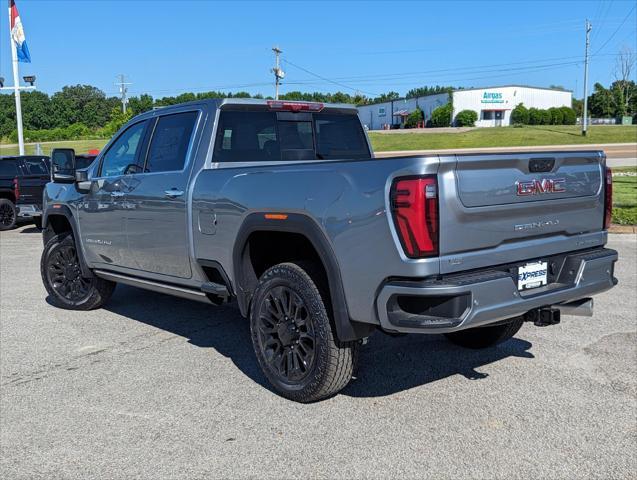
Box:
[439,151,607,274]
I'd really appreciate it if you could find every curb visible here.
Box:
[609,225,637,234]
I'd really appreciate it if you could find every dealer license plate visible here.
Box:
[517,261,548,290]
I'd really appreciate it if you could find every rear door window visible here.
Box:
[214,111,280,162]
[24,158,49,175]
[145,111,198,173]
[0,160,19,176]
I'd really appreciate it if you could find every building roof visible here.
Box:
[452,84,573,93]
[357,84,572,108]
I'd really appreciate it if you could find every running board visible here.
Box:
[93,270,214,304]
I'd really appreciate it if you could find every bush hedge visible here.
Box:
[514,105,577,126]
[511,103,529,125]
[430,103,453,127]
[8,123,107,143]
[455,109,478,127]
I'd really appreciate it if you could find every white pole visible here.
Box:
[8,3,25,155]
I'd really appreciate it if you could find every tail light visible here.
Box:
[603,166,612,230]
[390,176,439,258]
[12,176,20,201]
[267,100,324,112]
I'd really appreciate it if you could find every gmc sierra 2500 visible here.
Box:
[40,99,618,402]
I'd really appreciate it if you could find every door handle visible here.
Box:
[164,189,184,198]
[110,191,126,198]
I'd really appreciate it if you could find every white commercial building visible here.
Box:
[357,85,572,129]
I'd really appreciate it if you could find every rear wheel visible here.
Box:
[33,217,42,230]
[250,262,359,402]
[40,233,116,310]
[0,199,16,231]
[444,317,524,349]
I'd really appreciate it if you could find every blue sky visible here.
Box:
[1,0,635,100]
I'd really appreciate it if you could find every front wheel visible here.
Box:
[40,233,116,310]
[250,262,359,403]
[444,317,524,349]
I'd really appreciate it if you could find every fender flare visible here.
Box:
[232,212,374,342]
[43,205,93,278]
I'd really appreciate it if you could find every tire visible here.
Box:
[0,198,17,231]
[250,262,359,403]
[40,232,116,310]
[33,217,42,230]
[444,317,524,349]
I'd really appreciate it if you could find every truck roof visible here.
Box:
[150,98,359,113]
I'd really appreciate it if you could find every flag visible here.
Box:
[9,0,31,63]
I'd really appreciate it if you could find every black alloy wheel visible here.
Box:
[46,242,93,302]
[255,285,316,384]
[0,200,16,230]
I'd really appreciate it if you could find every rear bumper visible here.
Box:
[16,204,42,218]
[376,248,618,334]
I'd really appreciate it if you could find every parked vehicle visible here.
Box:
[0,155,49,230]
[40,99,618,402]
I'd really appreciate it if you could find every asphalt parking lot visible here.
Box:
[1,226,635,479]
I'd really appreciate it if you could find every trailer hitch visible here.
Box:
[524,307,561,327]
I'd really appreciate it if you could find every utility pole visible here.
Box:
[271,46,284,100]
[115,74,131,113]
[582,19,592,136]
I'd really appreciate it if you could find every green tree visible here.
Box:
[406,85,454,99]
[430,103,453,127]
[572,98,584,117]
[128,94,154,116]
[50,85,118,128]
[454,109,478,127]
[510,103,529,125]
[588,83,614,118]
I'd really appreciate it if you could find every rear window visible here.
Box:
[214,110,370,162]
[24,158,49,175]
[314,114,370,160]
[0,160,19,176]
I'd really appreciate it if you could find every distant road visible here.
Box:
[376,143,637,167]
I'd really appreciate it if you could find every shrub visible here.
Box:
[405,108,423,128]
[528,108,542,125]
[560,106,577,125]
[548,107,563,125]
[430,103,453,127]
[510,103,529,125]
[539,109,552,125]
[455,109,478,127]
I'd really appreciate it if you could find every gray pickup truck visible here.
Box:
[41,99,618,402]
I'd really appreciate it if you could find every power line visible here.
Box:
[592,3,636,55]
[282,58,380,97]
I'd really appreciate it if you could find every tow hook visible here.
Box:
[524,307,561,327]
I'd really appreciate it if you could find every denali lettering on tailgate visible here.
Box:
[516,178,566,196]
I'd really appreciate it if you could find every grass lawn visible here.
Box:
[612,167,637,225]
[369,125,637,151]
[0,139,108,156]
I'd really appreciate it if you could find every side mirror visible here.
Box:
[51,148,76,183]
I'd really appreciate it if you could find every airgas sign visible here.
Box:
[481,92,504,104]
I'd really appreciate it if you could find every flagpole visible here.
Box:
[8,1,25,155]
